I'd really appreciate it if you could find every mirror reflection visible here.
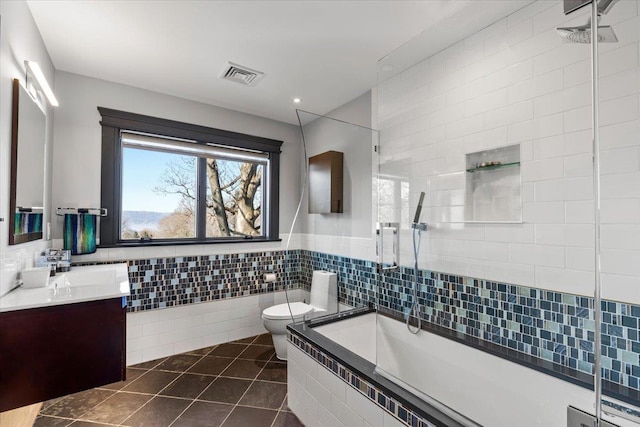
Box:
[9,78,46,245]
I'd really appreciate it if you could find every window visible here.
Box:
[99,108,282,246]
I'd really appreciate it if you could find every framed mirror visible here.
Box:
[9,78,46,245]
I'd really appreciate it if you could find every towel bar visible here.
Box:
[55,207,107,217]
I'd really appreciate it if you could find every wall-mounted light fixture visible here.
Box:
[24,60,58,107]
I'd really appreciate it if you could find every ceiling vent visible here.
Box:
[220,62,264,87]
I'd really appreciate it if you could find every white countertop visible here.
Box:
[0,263,131,313]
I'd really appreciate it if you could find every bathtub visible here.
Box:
[288,311,636,427]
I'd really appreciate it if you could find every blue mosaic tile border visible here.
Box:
[601,302,640,389]
[125,250,304,311]
[298,250,640,397]
[288,331,436,427]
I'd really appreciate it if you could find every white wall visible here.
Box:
[0,0,54,296]
[51,71,304,260]
[324,91,372,129]
[377,0,640,301]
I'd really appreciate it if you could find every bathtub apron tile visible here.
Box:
[346,384,385,427]
[317,364,347,401]
[318,404,347,427]
[384,411,407,427]
[307,375,332,410]
[287,335,437,427]
[330,394,365,427]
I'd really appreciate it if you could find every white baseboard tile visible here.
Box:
[126,289,307,365]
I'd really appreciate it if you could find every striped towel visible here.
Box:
[63,214,97,255]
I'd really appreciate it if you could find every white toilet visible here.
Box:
[262,270,338,360]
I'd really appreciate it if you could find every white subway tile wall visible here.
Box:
[126,289,308,365]
[0,241,48,297]
[377,0,640,302]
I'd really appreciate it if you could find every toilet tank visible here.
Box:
[310,270,338,315]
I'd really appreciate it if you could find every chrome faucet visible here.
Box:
[36,248,71,275]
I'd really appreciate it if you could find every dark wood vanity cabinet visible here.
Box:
[0,298,126,412]
[309,150,344,214]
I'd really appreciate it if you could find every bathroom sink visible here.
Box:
[51,266,119,288]
[0,263,130,312]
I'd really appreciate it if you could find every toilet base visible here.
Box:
[272,333,289,360]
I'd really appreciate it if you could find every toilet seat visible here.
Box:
[262,302,314,320]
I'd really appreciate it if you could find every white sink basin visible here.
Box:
[51,266,118,288]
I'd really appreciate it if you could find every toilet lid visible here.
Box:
[262,302,314,320]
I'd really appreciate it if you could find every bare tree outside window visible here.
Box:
[207,159,262,237]
[151,156,263,239]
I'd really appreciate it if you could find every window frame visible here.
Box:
[98,107,283,247]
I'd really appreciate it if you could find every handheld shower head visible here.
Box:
[413,192,425,224]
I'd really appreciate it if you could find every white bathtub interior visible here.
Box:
[314,312,377,362]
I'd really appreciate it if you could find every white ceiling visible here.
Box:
[27,1,530,125]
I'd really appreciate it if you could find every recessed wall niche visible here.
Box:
[464,144,521,222]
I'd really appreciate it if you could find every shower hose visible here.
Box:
[407,226,423,334]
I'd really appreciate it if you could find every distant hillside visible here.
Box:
[122,211,170,231]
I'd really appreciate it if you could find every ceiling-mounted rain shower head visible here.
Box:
[557,25,618,43]
[557,16,618,43]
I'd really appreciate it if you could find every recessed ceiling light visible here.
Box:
[293,98,301,103]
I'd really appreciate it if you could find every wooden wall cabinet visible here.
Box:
[0,298,126,412]
[309,150,343,214]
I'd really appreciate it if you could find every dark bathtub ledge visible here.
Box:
[301,305,374,328]
[288,311,471,427]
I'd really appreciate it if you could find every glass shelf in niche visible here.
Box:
[464,144,521,223]
[465,161,521,173]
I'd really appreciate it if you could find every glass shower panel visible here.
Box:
[597,0,640,424]
[294,110,379,319]
[375,2,607,425]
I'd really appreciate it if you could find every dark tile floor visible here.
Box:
[34,334,304,427]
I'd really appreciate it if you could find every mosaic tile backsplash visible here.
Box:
[104,248,639,397]
[125,250,303,311]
